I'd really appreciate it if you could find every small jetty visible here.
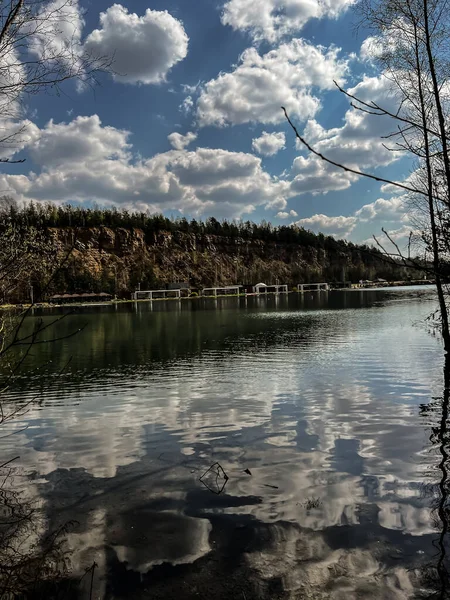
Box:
[132,289,181,300]
[132,281,292,300]
[296,283,329,292]
[252,283,288,295]
[201,286,241,297]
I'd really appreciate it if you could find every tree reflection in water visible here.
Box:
[420,358,450,599]
[0,463,75,598]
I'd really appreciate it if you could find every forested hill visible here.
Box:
[1,203,422,301]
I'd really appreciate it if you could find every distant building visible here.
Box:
[253,282,268,293]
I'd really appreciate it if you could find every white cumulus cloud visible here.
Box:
[252,131,285,156]
[295,192,415,245]
[383,225,417,241]
[221,0,357,43]
[28,115,131,167]
[197,39,348,127]
[180,95,194,115]
[293,214,357,237]
[29,0,85,64]
[287,74,403,196]
[360,36,385,62]
[276,209,298,219]
[296,75,400,171]
[290,156,358,196]
[84,4,188,85]
[2,115,288,220]
[168,131,197,151]
[355,196,407,223]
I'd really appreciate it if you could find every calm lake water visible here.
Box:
[1,287,449,599]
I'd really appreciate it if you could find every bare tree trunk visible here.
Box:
[409,0,450,351]
[423,0,450,204]
[436,354,450,595]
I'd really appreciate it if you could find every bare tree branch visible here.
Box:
[282,106,443,201]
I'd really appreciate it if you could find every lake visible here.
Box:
[0,287,449,599]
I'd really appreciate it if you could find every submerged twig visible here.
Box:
[199,462,229,495]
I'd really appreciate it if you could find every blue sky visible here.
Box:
[0,0,415,246]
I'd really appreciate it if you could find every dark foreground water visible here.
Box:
[1,288,449,599]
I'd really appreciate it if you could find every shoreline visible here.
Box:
[0,282,436,311]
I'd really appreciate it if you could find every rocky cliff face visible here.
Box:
[45,225,402,296]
